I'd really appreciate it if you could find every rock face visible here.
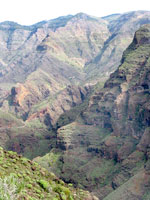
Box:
[81,25,150,166]
[35,25,150,199]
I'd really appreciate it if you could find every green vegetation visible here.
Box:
[0,147,92,200]
[37,180,49,191]
[0,173,24,200]
[34,151,61,171]
[0,109,23,127]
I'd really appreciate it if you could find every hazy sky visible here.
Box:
[0,0,150,25]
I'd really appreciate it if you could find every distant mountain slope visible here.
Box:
[35,24,150,199]
[85,10,150,83]
[0,11,150,87]
[0,13,109,85]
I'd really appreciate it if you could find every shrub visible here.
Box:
[37,179,49,191]
[26,184,32,189]
[53,185,72,199]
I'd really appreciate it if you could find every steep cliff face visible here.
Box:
[86,24,150,146]
[35,25,150,199]
[81,25,150,170]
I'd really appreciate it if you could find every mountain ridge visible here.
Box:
[0,11,150,199]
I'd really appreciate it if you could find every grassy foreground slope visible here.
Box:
[0,147,98,200]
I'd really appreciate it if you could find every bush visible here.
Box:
[53,185,73,199]
[26,184,32,189]
[37,179,49,191]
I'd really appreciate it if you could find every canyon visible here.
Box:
[0,11,150,199]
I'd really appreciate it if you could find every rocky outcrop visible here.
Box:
[27,85,91,126]
[6,83,90,124]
